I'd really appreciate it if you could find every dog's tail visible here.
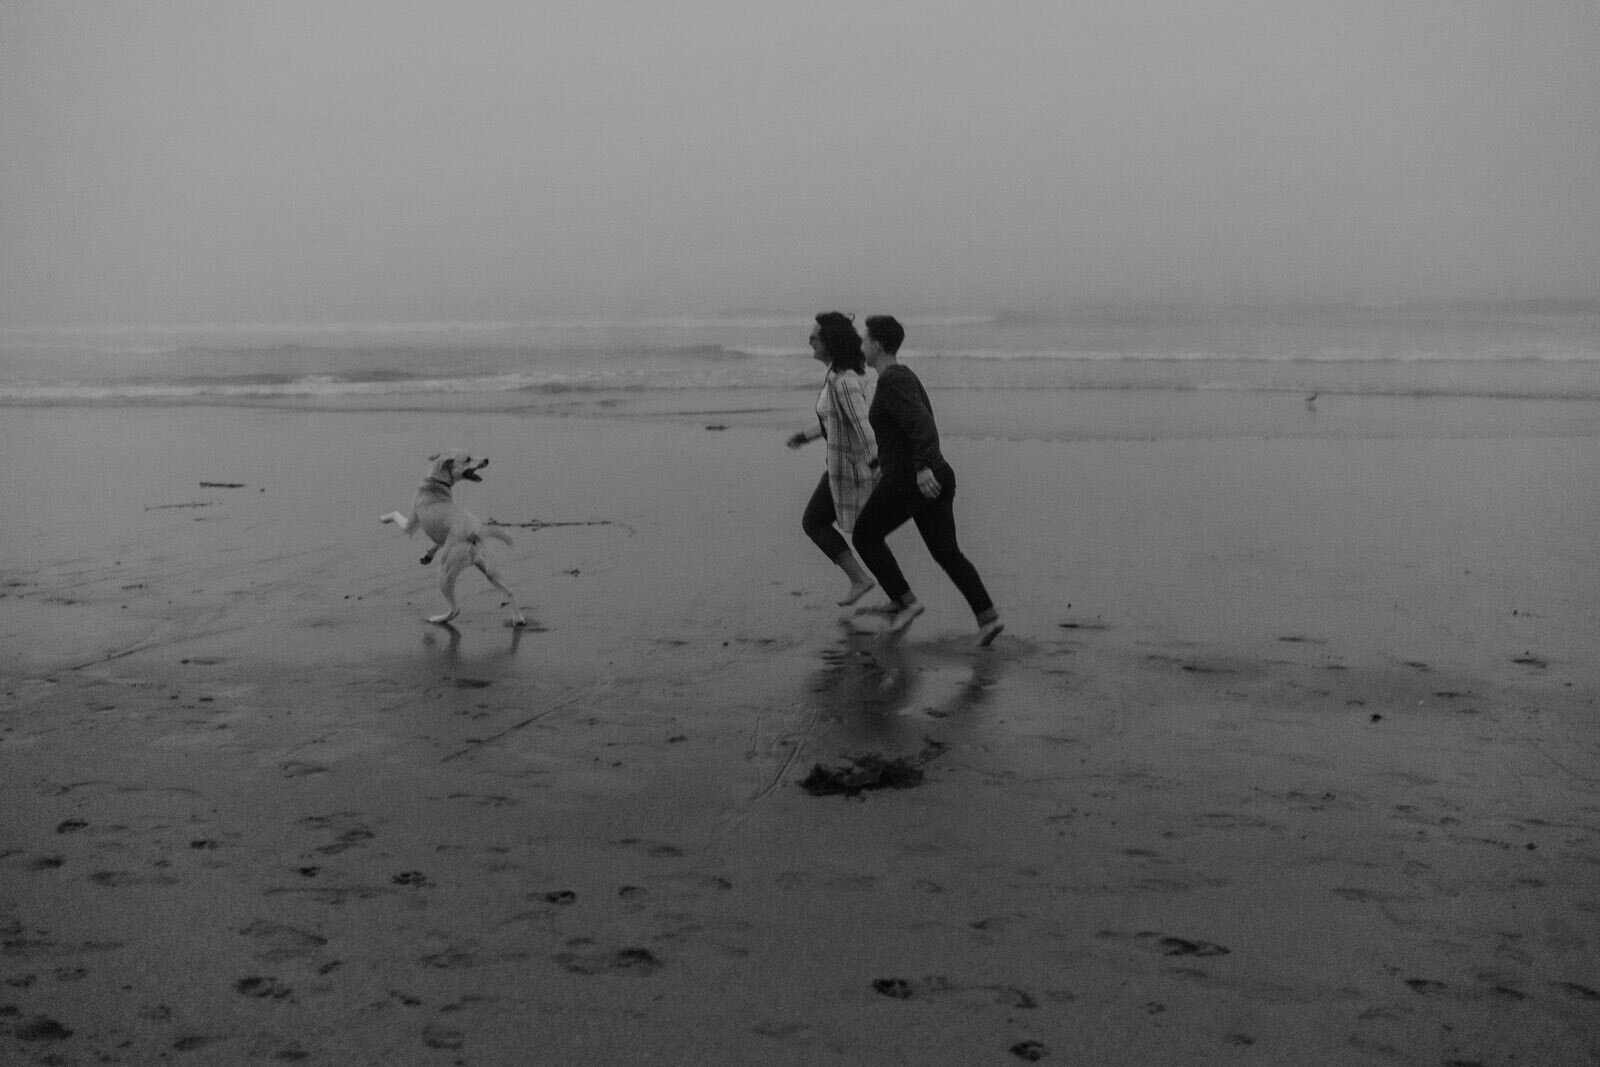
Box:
[484,526,514,547]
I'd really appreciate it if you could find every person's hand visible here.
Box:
[916,467,941,499]
[786,431,810,449]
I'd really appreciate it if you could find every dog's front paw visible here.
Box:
[419,550,437,565]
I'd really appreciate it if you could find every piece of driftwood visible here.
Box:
[486,518,617,530]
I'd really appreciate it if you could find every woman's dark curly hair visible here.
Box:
[813,311,866,375]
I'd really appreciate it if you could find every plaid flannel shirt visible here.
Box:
[815,368,879,533]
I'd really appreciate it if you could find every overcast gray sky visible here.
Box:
[2,1,1597,325]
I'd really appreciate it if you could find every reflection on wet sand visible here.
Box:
[802,630,1002,757]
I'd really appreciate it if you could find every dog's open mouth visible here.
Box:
[459,468,483,482]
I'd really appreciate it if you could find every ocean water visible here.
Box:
[0,303,1596,407]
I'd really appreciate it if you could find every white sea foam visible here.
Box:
[2,306,1594,403]
[917,346,1600,363]
[0,371,607,402]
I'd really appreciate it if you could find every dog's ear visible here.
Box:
[427,453,456,483]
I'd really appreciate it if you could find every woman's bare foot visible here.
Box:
[852,601,900,617]
[836,576,876,606]
[976,617,1005,646]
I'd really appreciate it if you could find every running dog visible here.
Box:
[380,450,526,627]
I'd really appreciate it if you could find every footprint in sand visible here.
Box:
[555,946,664,976]
[262,1040,310,1061]
[89,869,178,888]
[444,792,517,808]
[1097,930,1232,958]
[1404,978,1449,995]
[1332,887,1425,905]
[265,884,393,906]
[614,873,733,906]
[313,829,375,856]
[235,975,294,1000]
[1551,980,1600,1001]
[238,920,327,962]
[872,978,916,999]
[1153,936,1229,957]
[422,1022,465,1050]
[419,948,481,970]
[11,1015,72,1041]
[872,976,1039,1009]
[611,837,685,859]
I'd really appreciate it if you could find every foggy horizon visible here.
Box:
[3,1,1597,328]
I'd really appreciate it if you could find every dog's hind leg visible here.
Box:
[475,556,527,628]
[429,545,470,625]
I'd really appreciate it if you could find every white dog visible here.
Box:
[380,450,526,627]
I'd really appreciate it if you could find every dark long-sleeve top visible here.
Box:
[868,363,944,487]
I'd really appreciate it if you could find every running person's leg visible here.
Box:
[801,473,849,559]
[911,464,1003,644]
[803,473,875,605]
[851,482,919,623]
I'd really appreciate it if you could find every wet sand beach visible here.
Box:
[2,391,1598,1065]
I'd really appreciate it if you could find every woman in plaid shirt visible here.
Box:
[786,311,880,606]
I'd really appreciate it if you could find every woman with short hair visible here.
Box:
[852,314,1003,646]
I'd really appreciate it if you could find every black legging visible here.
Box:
[851,462,993,618]
[801,473,850,559]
